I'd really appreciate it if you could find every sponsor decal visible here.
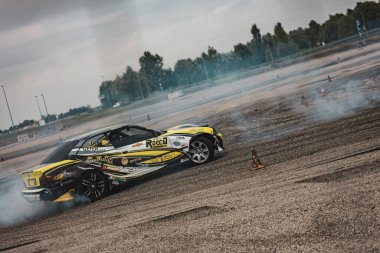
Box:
[121,158,129,166]
[146,137,168,148]
[147,152,179,163]
[180,158,190,163]
[54,173,64,180]
[129,158,143,164]
[173,141,181,147]
[102,164,121,172]
[86,156,113,164]
[82,146,99,152]
[176,136,185,140]
[132,142,144,148]
[162,153,176,161]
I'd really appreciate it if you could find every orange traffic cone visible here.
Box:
[251,149,265,170]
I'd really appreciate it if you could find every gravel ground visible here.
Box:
[0,43,380,252]
[0,101,379,252]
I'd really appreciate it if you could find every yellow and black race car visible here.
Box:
[21,124,224,202]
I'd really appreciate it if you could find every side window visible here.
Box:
[108,127,154,148]
[78,134,112,154]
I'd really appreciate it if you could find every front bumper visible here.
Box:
[216,133,225,151]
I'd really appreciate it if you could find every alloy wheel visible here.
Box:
[189,141,210,164]
[81,172,106,200]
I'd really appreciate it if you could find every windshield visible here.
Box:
[168,124,199,130]
[40,140,79,164]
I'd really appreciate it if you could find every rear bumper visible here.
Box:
[22,188,49,202]
[22,187,74,202]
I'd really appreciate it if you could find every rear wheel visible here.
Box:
[77,170,108,202]
[189,137,214,164]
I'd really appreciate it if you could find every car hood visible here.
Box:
[162,125,214,136]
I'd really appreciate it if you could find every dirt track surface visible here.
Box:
[1,42,380,252]
[1,101,380,252]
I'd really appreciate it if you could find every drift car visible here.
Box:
[21,124,224,202]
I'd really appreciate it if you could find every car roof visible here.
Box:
[64,124,129,142]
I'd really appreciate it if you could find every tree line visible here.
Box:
[0,106,93,134]
[98,1,380,108]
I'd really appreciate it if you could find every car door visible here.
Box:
[107,126,157,151]
[108,126,183,163]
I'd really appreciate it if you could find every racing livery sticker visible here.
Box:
[121,158,129,166]
[146,137,168,148]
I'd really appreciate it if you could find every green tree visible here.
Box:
[353,1,380,30]
[198,46,220,78]
[161,69,178,90]
[289,27,311,49]
[274,22,289,43]
[233,43,253,67]
[320,14,344,43]
[58,106,93,119]
[262,33,276,61]
[337,14,356,39]
[99,80,118,108]
[174,58,204,86]
[42,114,57,123]
[307,20,321,47]
[139,51,165,95]
[249,24,266,64]
[273,23,298,57]
[117,66,145,102]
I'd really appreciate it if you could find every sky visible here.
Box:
[0,0,361,130]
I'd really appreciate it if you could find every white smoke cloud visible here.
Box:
[305,80,373,122]
[0,175,62,227]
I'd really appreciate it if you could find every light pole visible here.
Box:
[361,12,369,38]
[40,93,49,116]
[102,75,112,108]
[136,74,145,100]
[201,58,209,80]
[264,38,274,64]
[1,85,15,132]
[35,95,43,122]
[141,69,151,97]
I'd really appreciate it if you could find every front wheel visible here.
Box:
[77,170,108,202]
[189,137,215,165]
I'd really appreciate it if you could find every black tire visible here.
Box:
[189,136,215,165]
[77,170,109,202]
